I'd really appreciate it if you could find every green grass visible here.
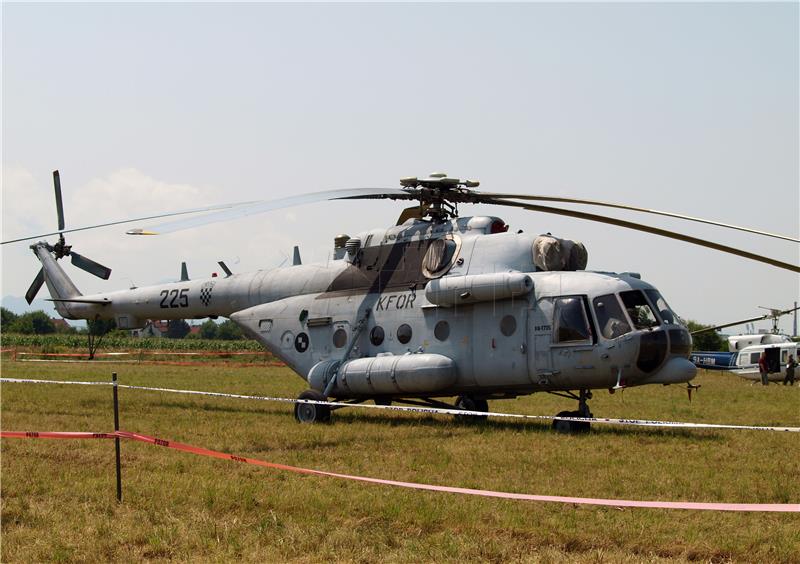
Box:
[1,361,798,563]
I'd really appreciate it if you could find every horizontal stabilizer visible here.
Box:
[46,298,112,305]
[218,261,233,277]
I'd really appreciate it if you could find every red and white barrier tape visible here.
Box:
[2,429,797,512]
[2,377,799,433]
[1,431,116,440]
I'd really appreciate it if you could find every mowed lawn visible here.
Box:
[1,359,798,563]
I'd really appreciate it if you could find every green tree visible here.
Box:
[1,307,18,328]
[165,319,191,339]
[54,321,77,334]
[217,320,244,340]
[9,311,56,334]
[199,319,219,339]
[86,317,118,359]
[686,320,727,352]
[87,318,117,337]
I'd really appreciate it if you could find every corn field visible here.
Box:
[0,334,265,353]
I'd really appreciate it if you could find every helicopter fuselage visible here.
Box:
[45,214,696,401]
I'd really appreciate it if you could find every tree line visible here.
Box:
[0,308,245,340]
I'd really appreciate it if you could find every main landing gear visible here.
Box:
[550,389,593,433]
[455,395,489,422]
[294,390,331,424]
[293,391,491,424]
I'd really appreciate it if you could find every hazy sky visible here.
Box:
[2,3,798,334]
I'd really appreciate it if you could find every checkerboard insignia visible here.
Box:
[200,281,215,307]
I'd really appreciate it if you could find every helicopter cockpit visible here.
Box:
[602,285,692,383]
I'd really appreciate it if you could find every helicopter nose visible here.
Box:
[641,356,697,385]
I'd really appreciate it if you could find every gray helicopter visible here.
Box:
[7,172,799,431]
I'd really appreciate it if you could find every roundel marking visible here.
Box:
[281,331,295,350]
[294,332,310,353]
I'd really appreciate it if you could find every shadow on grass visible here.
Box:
[144,400,271,416]
[324,411,726,441]
[123,398,725,442]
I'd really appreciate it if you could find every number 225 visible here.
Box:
[160,288,188,308]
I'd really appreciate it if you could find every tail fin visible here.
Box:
[31,243,82,318]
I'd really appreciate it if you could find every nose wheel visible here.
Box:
[551,389,593,433]
[455,395,489,422]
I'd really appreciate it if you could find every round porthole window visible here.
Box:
[333,328,348,348]
[397,324,413,344]
[500,315,517,337]
[370,326,385,346]
[422,235,461,278]
[434,320,450,341]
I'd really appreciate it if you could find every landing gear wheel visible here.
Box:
[374,398,392,407]
[455,395,489,422]
[552,410,591,434]
[294,390,331,424]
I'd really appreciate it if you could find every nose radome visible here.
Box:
[640,357,697,385]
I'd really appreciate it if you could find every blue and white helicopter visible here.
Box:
[690,307,799,382]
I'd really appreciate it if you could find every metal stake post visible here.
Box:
[112,372,122,502]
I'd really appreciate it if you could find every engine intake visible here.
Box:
[425,272,533,307]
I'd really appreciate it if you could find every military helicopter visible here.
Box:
[5,171,799,431]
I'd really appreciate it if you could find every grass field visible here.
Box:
[1,359,798,563]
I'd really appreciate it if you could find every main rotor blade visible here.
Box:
[126,188,410,235]
[482,197,800,273]
[53,170,65,232]
[25,268,45,305]
[1,201,259,245]
[691,306,800,335]
[70,252,112,280]
[478,192,799,243]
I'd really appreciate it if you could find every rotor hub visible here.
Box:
[399,174,481,220]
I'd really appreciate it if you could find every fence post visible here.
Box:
[112,372,122,502]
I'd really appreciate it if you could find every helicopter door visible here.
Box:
[548,296,598,388]
[529,297,555,382]
[765,347,781,373]
[472,300,528,387]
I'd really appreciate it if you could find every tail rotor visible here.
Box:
[25,170,113,304]
[25,268,45,305]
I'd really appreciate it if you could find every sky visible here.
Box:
[2,2,798,334]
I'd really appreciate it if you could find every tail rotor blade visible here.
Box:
[25,268,45,304]
[70,252,112,280]
[53,170,65,232]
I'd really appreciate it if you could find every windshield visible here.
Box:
[644,289,682,326]
[620,290,659,330]
[592,293,632,339]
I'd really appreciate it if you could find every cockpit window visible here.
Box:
[592,294,632,339]
[644,289,681,326]
[620,290,659,330]
[553,296,594,344]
